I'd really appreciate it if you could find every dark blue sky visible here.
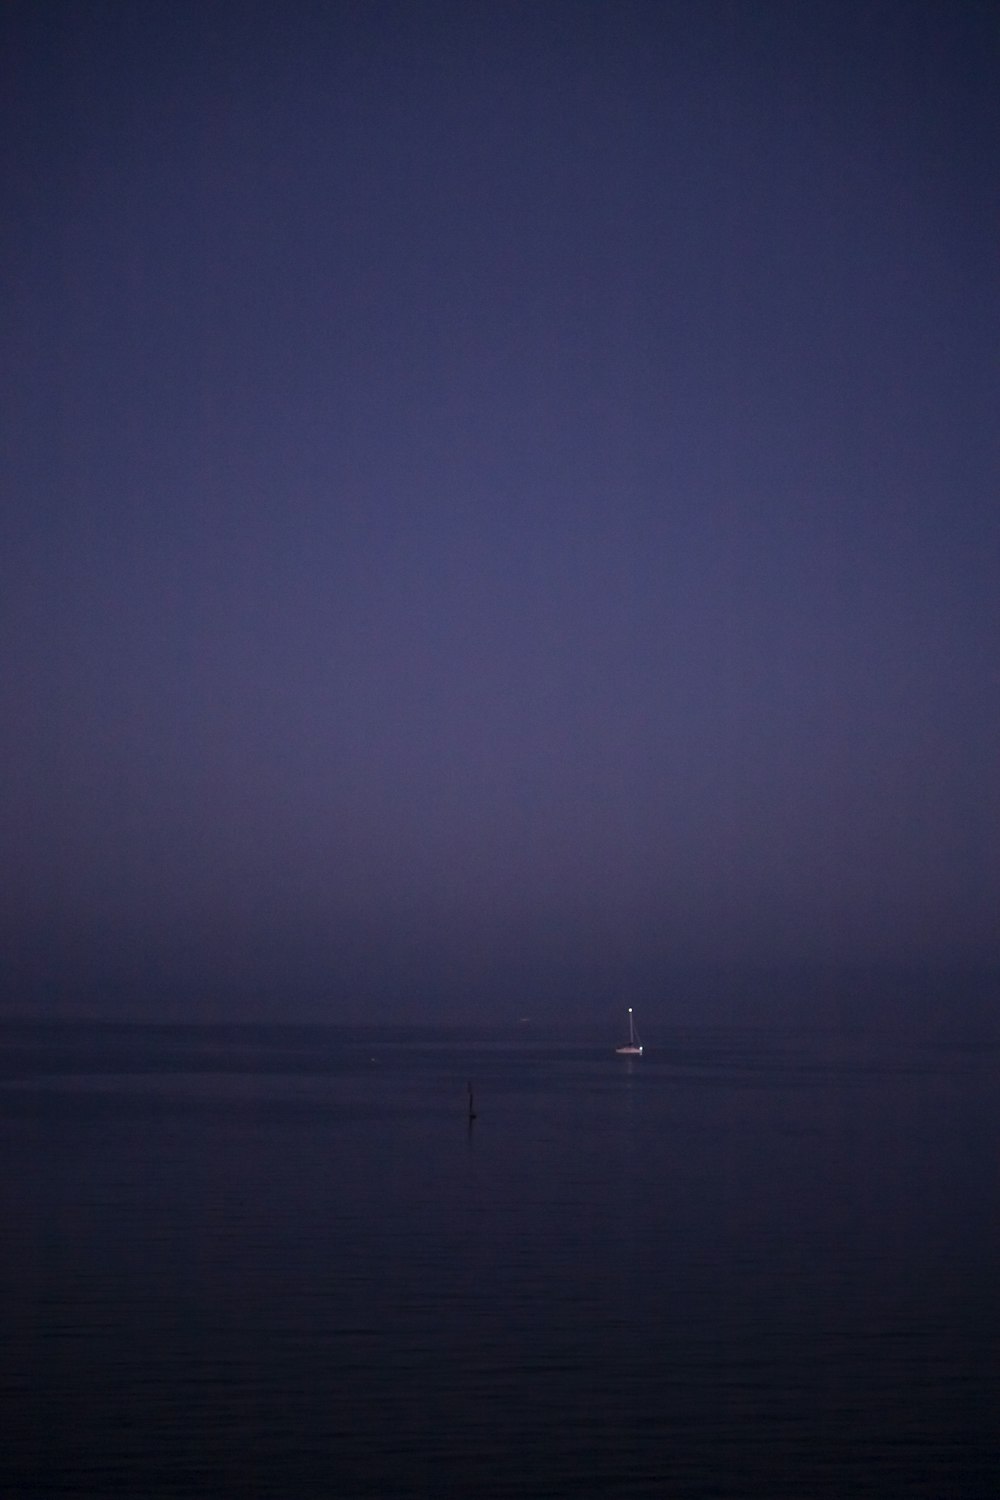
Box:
[3,1,998,1022]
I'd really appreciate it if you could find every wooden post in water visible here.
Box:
[467,1081,477,1121]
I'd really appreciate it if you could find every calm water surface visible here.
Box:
[2,1021,998,1496]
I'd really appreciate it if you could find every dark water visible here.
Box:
[2,1020,998,1497]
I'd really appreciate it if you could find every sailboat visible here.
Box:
[615,1007,643,1055]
